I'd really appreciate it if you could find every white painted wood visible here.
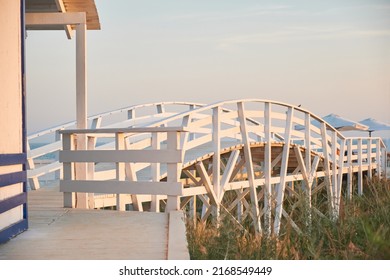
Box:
[54,0,73,38]
[166,132,182,211]
[196,162,218,207]
[264,102,272,235]
[220,150,240,201]
[331,131,338,207]
[367,139,372,180]
[28,161,62,178]
[28,141,62,159]
[60,180,183,196]
[336,140,345,215]
[212,107,221,204]
[376,139,381,178]
[116,133,126,211]
[87,136,95,209]
[346,139,353,200]
[60,126,187,134]
[358,138,363,195]
[25,12,86,26]
[151,132,161,212]
[182,186,208,196]
[274,107,294,236]
[320,122,334,214]
[60,150,182,163]
[62,134,75,208]
[237,102,262,234]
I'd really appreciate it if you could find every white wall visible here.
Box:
[0,0,23,230]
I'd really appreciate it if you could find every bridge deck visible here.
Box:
[0,186,189,260]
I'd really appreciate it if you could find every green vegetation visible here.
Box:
[186,178,390,259]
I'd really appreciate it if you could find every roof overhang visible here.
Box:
[25,0,100,38]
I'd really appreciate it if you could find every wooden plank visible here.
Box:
[273,107,294,236]
[0,153,27,166]
[195,162,218,206]
[115,133,126,211]
[151,132,161,212]
[357,138,363,195]
[220,150,240,201]
[62,133,75,207]
[60,150,182,163]
[212,106,221,202]
[27,161,62,178]
[237,101,261,234]
[60,180,183,196]
[60,126,187,135]
[336,140,345,215]
[25,12,86,26]
[264,102,272,235]
[166,132,182,211]
[320,122,334,212]
[376,139,381,178]
[182,186,207,196]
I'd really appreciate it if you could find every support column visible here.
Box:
[74,20,88,208]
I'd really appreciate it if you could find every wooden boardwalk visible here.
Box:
[0,186,189,260]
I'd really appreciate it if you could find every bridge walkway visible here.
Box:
[0,186,189,260]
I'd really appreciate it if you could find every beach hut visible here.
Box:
[322,114,368,131]
[0,0,100,243]
[359,118,390,137]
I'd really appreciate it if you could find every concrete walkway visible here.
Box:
[0,187,189,260]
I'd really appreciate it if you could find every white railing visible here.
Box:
[59,127,186,212]
[27,101,204,190]
[42,99,388,235]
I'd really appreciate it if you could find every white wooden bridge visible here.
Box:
[25,99,387,237]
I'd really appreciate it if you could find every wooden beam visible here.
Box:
[125,140,142,211]
[55,0,74,39]
[212,107,221,203]
[237,102,262,234]
[196,162,218,207]
[151,132,161,212]
[166,131,182,211]
[274,107,294,236]
[219,150,240,202]
[264,102,272,235]
[320,122,335,214]
[25,12,86,26]
[347,139,353,200]
[60,150,183,163]
[358,138,363,195]
[60,180,183,196]
[115,133,126,211]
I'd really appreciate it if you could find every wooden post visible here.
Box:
[87,135,95,209]
[264,102,272,235]
[274,107,294,236]
[166,131,181,212]
[151,132,161,212]
[358,138,363,195]
[320,123,335,217]
[347,139,353,200]
[336,140,345,216]
[366,139,372,180]
[331,131,338,208]
[237,102,262,234]
[116,132,126,211]
[376,139,381,178]
[74,20,88,209]
[63,133,75,208]
[212,106,221,220]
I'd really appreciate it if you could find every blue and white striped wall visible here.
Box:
[0,0,28,243]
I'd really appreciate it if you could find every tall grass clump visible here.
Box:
[186,178,390,259]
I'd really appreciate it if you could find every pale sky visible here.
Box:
[26,0,390,136]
